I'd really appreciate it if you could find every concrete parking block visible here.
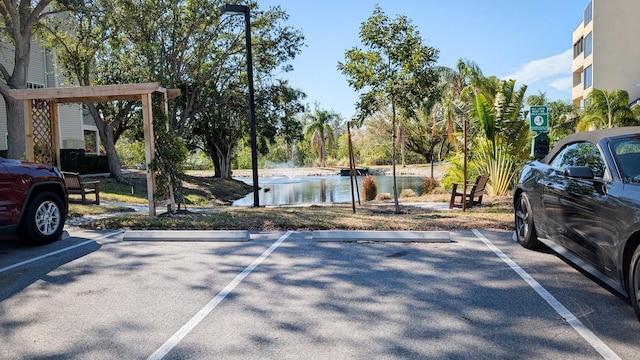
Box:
[123,230,249,242]
[312,230,450,242]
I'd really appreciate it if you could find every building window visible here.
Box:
[584,32,592,57]
[584,1,592,25]
[584,65,593,90]
[573,37,583,59]
[84,130,97,154]
[27,82,44,89]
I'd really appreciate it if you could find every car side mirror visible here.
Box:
[564,166,594,179]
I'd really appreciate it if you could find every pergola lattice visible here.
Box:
[9,82,180,216]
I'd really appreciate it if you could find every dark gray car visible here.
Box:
[514,126,640,321]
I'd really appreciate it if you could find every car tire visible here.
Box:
[629,247,640,321]
[515,192,540,249]
[17,191,66,245]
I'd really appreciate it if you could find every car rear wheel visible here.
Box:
[17,191,66,245]
[515,192,540,249]
[629,247,640,321]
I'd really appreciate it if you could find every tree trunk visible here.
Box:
[211,143,233,180]
[87,104,122,180]
[0,1,52,159]
[211,152,222,178]
[399,123,405,168]
[5,96,25,159]
[2,15,36,160]
[4,45,30,160]
[319,138,326,167]
[98,121,122,180]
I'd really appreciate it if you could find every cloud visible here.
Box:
[502,49,572,86]
[548,76,573,92]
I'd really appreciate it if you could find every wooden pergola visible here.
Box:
[8,82,180,216]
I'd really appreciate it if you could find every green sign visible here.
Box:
[530,105,548,132]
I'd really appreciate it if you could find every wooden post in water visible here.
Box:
[351,137,361,205]
[347,122,356,213]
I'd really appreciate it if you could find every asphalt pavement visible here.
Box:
[1,228,639,359]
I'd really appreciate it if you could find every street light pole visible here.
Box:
[221,3,260,207]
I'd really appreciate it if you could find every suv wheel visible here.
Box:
[17,191,66,245]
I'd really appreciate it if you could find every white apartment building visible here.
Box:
[0,41,100,154]
[572,0,640,109]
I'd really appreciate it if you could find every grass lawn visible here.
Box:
[68,169,514,232]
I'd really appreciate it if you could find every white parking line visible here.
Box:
[0,230,125,274]
[472,229,621,360]
[147,231,293,360]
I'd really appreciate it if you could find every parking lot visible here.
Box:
[2,228,640,359]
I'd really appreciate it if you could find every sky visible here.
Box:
[256,0,590,120]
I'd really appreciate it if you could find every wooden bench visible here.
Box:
[61,171,100,205]
[449,173,490,209]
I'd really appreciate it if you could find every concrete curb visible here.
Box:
[122,230,249,242]
[312,230,450,242]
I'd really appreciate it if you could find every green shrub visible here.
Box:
[185,149,213,170]
[441,153,483,191]
[362,175,377,201]
[116,138,146,168]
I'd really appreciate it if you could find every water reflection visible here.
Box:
[232,175,425,206]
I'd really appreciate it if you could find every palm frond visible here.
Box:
[475,93,495,156]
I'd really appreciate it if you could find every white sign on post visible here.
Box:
[530,106,548,132]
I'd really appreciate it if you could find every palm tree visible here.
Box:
[432,60,485,207]
[493,79,528,159]
[305,108,336,167]
[439,59,485,144]
[475,79,528,196]
[577,89,636,130]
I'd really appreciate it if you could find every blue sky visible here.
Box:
[257,0,589,119]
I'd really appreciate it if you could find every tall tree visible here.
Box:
[427,59,487,187]
[164,0,305,177]
[191,78,305,179]
[577,89,637,130]
[401,97,447,164]
[439,60,485,145]
[305,107,336,167]
[338,5,439,213]
[41,0,142,179]
[0,0,67,159]
[44,0,306,179]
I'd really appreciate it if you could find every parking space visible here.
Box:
[1,228,639,359]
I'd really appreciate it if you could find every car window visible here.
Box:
[549,141,605,177]
[610,137,640,182]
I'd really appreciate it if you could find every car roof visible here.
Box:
[541,126,640,164]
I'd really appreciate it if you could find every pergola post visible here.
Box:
[141,92,156,216]
[9,82,180,217]
[50,100,61,167]
[23,100,34,162]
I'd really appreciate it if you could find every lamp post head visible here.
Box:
[221,3,249,15]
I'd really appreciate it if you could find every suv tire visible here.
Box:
[17,191,66,245]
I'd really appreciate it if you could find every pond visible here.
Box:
[232,175,426,206]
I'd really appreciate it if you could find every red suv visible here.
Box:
[0,156,68,245]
